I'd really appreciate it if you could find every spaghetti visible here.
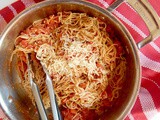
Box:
[12,12,126,120]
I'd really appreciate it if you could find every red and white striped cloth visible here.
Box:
[0,0,160,120]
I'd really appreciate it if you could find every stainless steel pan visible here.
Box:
[0,0,159,119]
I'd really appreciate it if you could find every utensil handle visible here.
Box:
[107,0,160,49]
[46,74,62,120]
[31,81,48,120]
[27,54,48,120]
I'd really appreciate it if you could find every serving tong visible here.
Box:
[27,54,62,120]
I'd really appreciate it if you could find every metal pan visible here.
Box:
[0,0,159,119]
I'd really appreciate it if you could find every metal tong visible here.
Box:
[27,54,62,120]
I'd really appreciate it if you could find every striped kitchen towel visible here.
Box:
[0,0,160,120]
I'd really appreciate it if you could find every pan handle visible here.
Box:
[107,0,160,49]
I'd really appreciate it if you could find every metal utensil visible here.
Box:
[27,54,62,120]
[0,0,159,119]
[41,63,62,120]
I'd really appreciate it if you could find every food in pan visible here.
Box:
[11,12,126,120]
